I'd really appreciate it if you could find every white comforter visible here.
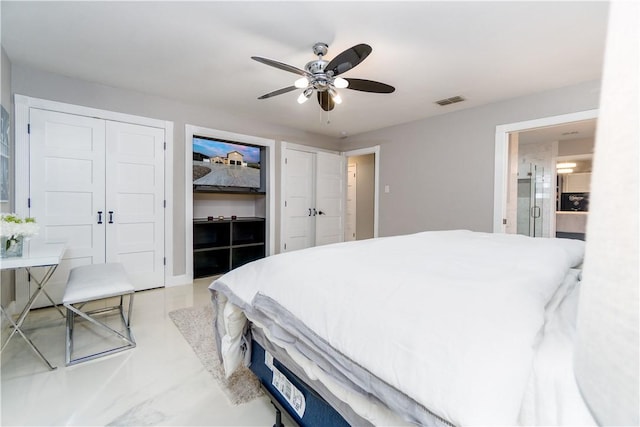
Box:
[211,230,585,426]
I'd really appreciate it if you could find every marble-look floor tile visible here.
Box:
[1,278,290,426]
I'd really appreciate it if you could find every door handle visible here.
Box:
[108,211,114,224]
[308,208,312,217]
[531,206,541,218]
[97,211,103,224]
[313,208,317,216]
[318,210,325,215]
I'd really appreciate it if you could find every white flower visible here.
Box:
[0,214,39,239]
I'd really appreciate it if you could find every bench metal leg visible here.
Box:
[64,293,136,366]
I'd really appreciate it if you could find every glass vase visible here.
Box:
[0,236,24,258]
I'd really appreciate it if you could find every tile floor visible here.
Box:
[1,278,291,426]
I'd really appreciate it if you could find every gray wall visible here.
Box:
[345,80,602,237]
[10,64,339,277]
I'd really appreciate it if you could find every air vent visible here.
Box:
[435,96,465,106]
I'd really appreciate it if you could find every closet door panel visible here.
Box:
[105,121,165,290]
[24,109,106,308]
[283,149,315,251]
[315,152,344,246]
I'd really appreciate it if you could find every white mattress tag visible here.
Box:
[272,366,306,418]
[265,350,274,371]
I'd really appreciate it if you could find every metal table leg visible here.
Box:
[1,263,62,370]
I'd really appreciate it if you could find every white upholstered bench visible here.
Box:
[63,263,136,366]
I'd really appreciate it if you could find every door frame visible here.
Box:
[185,124,276,281]
[493,109,598,233]
[345,162,357,241]
[343,145,380,239]
[279,141,341,253]
[14,94,175,283]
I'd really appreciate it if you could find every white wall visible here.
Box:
[9,64,339,277]
[345,80,601,237]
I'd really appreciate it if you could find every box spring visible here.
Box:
[250,326,372,427]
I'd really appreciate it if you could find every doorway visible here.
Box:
[343,146,380,241]
[280,143,344,253]
[494,111,597,238]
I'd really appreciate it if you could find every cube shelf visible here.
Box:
[193,217,266,278]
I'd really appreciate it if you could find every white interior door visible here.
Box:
[25,109,106,307]
[345,163,357,241]
[315,152,344,246]
[283,149,315,251]
[106,121,165,290]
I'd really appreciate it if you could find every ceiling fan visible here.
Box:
[252,42,395,111]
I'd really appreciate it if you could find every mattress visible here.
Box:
[210,230,589,426]
[247,279,594,427]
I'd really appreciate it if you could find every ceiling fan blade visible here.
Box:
[251,56,311,77]
[317,91,335,111]
[325,44,372,77]
[345,78,395,93]
[257,86,297,100]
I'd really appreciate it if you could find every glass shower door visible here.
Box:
[517,163,546,237]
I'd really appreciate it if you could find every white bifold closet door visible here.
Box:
[104,120,165,286]
[22,109,165,308]
[283,149,315,251]
[283,148,344,252]
[314,152,344,246]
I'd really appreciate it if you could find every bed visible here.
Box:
[209,229,596,426]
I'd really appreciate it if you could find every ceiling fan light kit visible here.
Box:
[297,87,314,104]
[252,42,395,111]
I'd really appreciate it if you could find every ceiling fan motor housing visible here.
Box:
[305,59,328,74]
[305,59,331,91]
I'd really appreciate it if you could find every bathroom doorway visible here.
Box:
[507,118,596,239]
[343,146,379,241]
[494,110,598,236]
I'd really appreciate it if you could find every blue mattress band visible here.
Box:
[250,326,368,427]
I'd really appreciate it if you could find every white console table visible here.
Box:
[0,242,66,370]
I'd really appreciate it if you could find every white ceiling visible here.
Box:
[519,119,597,172]
[1,1,609,139]
[518,119,597,145]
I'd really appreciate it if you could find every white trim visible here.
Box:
[493,109,599,233]
[163,120,176,285]
[165,274,192,287]
[14,94,176,286]
[279,141,288,254]
[14,94,167,128]
[283,141,340,155]
[185,124,275,282]
[342,145,380,238]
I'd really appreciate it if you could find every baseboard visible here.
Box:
[165,274,192,287]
